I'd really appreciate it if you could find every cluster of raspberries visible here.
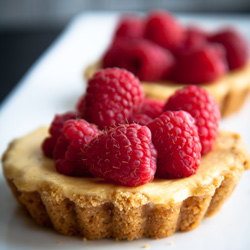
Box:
[42,68,220,187]
[103,10,249,83]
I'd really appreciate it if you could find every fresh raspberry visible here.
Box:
[140,97,164,119]
[144,10,185,50]
[42,137,57,159]
[174,26,208,55]
[42,111,77,158]
[163,86,220,155]
[114,15,145,39]
[120,39,175,81]
[81,68,144,130]
[185,26,208,41]
[75,94,85,115]
[170,43,227,84]
[129,113,153,126]
[54,119,101,176]
[148,111,201,178]
[102,37,129,68]
[208,28,249,70]
[103,39,175,81]
[83,124,157,186]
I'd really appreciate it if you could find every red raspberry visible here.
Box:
[120,39,175,81]
[208,28,249,70]
[174,26,208,54]
[103,39,175,81]
[83,124,157,186]
[114,15,145,39]
[75,94,85,115]
[170,43,227,84]
[140,97,164,119]
[81,68,144,129]
[144,10,185,50]
[147,111,201,178]
[102,37,129,68]
[42,111,77,158]
[54,119,101,176]
[185,26,208,41]
[129,113,153,126]
[163,86,220,155]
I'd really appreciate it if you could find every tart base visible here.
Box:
[3,176,242,240]
[84,61,250,117]
[2,127,250,240]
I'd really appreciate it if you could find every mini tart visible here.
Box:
[2,127,250,240]
[84,61,250,117]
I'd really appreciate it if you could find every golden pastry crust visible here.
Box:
[2,127,250,240]
[84,61,250,117]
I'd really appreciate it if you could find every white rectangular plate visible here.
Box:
[1,12,250,250]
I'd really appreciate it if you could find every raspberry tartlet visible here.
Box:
[2,68,250,240]
[85,10,250,117]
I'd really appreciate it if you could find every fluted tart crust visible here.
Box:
[2,127,250,240]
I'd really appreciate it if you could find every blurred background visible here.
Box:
[1,0,250,104]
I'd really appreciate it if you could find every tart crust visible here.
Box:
[2,127,250,240]
[84,61,250,117]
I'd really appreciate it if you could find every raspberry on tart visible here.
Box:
[103,39,175,82]
[114,15,145,39]
[54,119,101,176]
[75,94,85,115]
[163,86,220,155]
[208,28,249,70]
[148,110,201,178]
[83,124,157,187]
[81,68,144,129]
[144,10,185,50]
[119,39,175,81]
[42,111,77,158]
[102,37,130,69]
[170,43,228,84]
[173,26,208,55]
